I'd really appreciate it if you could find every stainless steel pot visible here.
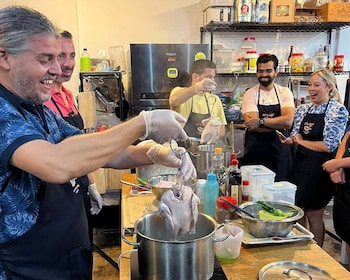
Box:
[123,212,217,280]
[195,144,231,179]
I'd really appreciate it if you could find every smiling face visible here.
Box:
[308,73,332,105]
[256,61,277,89]
[56,37,75,83]
[2,33,61,104]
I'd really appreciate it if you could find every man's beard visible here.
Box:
[258,76,273,87]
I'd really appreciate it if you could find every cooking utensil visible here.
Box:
[217,196,255,218]
[122,212,217,280]
[120,179,152,194]
[148,174,197,201]
[236,201,304,238]
[230,121,235,152]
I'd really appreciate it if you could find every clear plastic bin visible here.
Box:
[263,181,297,204]
[241,165,276,201]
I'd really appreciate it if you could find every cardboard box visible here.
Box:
[270,0,295,22]
[317,2,350,22]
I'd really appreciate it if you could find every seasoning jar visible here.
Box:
[290,53,304,73]
[334,55,344,72]
[216,196,238,223]
[244,50,258,73]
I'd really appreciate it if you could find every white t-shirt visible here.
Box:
[241,84,295,114]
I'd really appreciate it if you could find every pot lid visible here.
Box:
[259,261,335,280]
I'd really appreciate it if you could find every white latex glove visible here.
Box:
[88,184,103,215]
[194,78,217,93]
[146,144,197,181]
[139,110,188,144]
[200,117,222,144]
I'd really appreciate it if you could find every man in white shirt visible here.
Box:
[241,54,295,181]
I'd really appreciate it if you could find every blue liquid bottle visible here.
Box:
[204,173,220,218]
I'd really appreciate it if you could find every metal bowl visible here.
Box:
[148,174,197,201]
[236,201,304,238]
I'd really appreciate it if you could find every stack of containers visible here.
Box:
[240,165,275,201]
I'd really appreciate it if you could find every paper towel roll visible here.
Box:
[78,91,96,129]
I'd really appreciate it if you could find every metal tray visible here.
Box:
[259,261,335,280]
[240,222,314,245]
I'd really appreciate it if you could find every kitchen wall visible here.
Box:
[0,1,349,96]
[0,0,202,94]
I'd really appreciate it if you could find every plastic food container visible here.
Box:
[262,181,297,205]
[290,53,304,73]
[244,50,258,73]
[241,165,276,201]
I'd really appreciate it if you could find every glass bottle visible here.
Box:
[287,45,294,66]
[80,48,91,72]
[210,147,226,196]
[204,173,220,218]
[228,159,242,204]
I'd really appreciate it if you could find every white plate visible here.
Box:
[236,222,314,245]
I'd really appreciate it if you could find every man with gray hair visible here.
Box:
[0,6,195,279]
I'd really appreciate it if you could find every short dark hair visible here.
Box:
[257,54,279,71]
[189,59,216,76]
[59,30,73,39]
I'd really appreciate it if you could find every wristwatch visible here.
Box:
[259,118,265,127]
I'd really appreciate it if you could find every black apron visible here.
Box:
[183,96,211,138]
[0,180,92,280]
[333,136,350,243]
[51,98,93,242]
[0,91,92,279]
[242,86,291,181]
[290,101,335,210]
[51,98,84,130]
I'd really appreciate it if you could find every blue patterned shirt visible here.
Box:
[290,99,349,152]
[0,84,80,245]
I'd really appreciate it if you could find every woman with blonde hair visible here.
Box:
[280,68,348,246]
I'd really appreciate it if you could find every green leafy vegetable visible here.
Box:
[256,201,297,217]
[137,177,149,186]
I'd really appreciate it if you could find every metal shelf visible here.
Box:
[216,71,350,77]
[201,21,350,33]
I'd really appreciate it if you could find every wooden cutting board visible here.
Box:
[78,91,96,129]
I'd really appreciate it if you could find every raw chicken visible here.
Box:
[158,183,200,240]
